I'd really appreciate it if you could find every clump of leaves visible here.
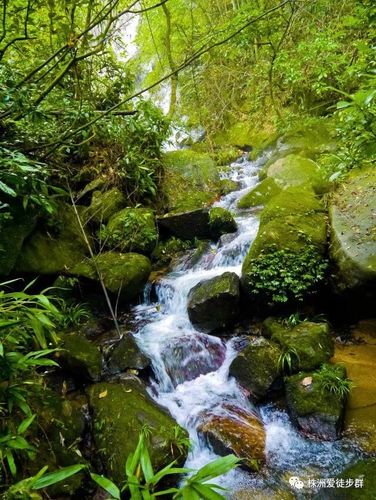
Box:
[316,364,354,398]
[278,347,300,374]
[247,246,328,303]
[56,301,91,329]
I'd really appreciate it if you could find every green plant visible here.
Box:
[56,301,91,329]
[90,428,241,499]
[316,364,354,398]
[278,347,300,374]
[247,246,328,303]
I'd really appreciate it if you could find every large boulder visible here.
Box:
[87,188,126,223]
[161,149,221,213]
[107,334,150,375]
[329,459,376,499]
[101,207,157,254]
[229,336,281,399]
[237,177,281,209]
[263,318,334,372]
[16,204,90,274]
[209,207,237,240]
[72,251,151,300]
[157,208,211,240]
[329,167,376,291]
[56,331,102,382]
[187,272,240,333]
[285,366,347,440]
[241,187,328,305]
[198,404,265,471]
[88,378,188,483]
[265,154,329,194]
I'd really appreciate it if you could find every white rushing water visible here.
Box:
[132,151,357,496]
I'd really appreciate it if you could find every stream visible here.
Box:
[131,151,360,497]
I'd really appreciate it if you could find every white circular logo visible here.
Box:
[289,476,305,489]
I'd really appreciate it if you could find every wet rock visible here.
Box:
[88,188,126,223]
[220,178,239,194]
[101,207,157,254]
[237,177,281,209]
[198,404,265,471]
[285,367,347,440]
[263,318,334,372]
[329,167,376,292]
[328,458,376,499]
[56,331,102,382]
[16,203,90,275]
[71,251,151,301]
[157,208,211,240]
[187,272,240,333]
[229,336,281,399]
[209,207,237,240]
[88,378,188,483]
[107,334,150,374]
[161,333,226,386]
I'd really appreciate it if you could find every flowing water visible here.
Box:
[132,151,359,497]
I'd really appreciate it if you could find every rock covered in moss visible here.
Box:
[209,207,237,240]
[237,177,282,209]
[198,404,265,471]
[330,459,376,499]
[229,336,281,399]
[56,331,102,381]
[88,378,188,483]
[16,204,90,275]
[72,251,151,300]
[88,188,126,223]
[107,334,150,374]
[187,272,240,333]
[161,149,221,212]
[265,154,329,194]
[263,318,333,372]
[102,207,157,254]
[157,208,211,240]
[329,167,376,291]
[285,366,347,440]
[220,178,239,195]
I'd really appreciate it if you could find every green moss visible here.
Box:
[72,251,151,299]
[15,204,90,274]
[101,207,157,254]
[161,149,221,212]
[88,380,188,483]
[209,207,237,239]
[219,178,239,195]
[266,154,330,194]
[334,459,376,499]
[88,188,126,223]
[329,167,376,289]
[57,331,102,381]
[152,237,192,266]
[237,178,281,209]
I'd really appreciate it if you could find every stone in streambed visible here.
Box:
[263,318,333,372]
[198,403,265,471]
[160,333,226,386]
[229,336,281,400]
[285,366,347,440]
[237,177,281,209]
[88,378,188,483]
[88,188,126,224]
[209,207,237,240]
[107,334,150,374]
[187,272,240,333]
[157,208,211,240]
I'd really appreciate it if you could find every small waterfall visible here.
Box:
[132,151,357,494]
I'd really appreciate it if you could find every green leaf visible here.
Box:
[33,464,86,489]
[18,414,36,434]
[0,180,17,197]
[90,473,120,499]
[6,450,17,476]
[188,455,240,483]
[191,483,225,500]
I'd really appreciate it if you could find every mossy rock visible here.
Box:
[15,204,90,275]
[329,167,376,290]
[161,149,221,212]
[219,178,239,195]
[107,334,150,374]
[0,205,37,275]
[101,207,157,254]
[157,208,211,240]
[72,251,151,300]
[237,178,282,209]
[187,272,240,333]
[209,207,237,240]
[263,318,333,372]
[56,331,102,381]
[327,459,376,499]
[266,154,329,194]
[88,188,126,223]
[285,367,347,440]
[88,379,188,483]
[229,336,282,399]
